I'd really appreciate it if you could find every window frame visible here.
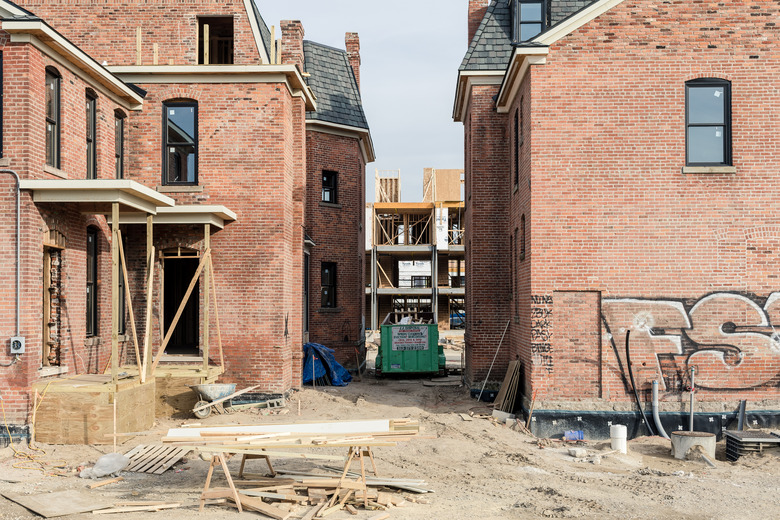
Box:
[512,0,547,43]
[321,261,337,308]
[115,110,125,179]
[162,100,199,186]
[0,51,4,159]
[86,90,97,179]
[685,78,732,167]
[322,170,338,204]
[45,67,61,169]
[86,227,98,337]
[513,108,519,187]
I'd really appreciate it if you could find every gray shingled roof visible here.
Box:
[303,40,368,130]
[460,0,598,71]
[250,0,273,63]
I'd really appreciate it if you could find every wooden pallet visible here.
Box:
[124,444,189,474]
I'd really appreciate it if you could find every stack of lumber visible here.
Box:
[493,360,521,413]
[162,419,421,455]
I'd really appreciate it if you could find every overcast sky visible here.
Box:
[257,1,466,202]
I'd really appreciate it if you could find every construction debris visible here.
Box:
[79,453,130,479]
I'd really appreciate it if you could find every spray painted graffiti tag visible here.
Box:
[602,293,780,391]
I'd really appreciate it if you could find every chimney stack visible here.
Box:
[345,33,361,91]
[280,20,304,71]
[468,0,489,45]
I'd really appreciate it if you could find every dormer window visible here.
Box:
[512,0,547,43]
[198,17,234,64]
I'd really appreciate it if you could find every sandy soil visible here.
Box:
[2,373,780,520]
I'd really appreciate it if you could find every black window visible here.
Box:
[512,0,547,43]
[163,101,198,185]
[115,110,125,179]
[45,68,61,168]
[199,17,234,65]
[117,233,126,335]
[86,91,97,179]
[322,170,338,203]
[686,78,731,166]
[86,227,98,336]
[321,262,337,308]
[520,214,526,261]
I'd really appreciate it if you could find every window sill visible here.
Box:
[39,365,69,378]
[320,202,342,209]
[317,307,343,314]
[85,336,101,347]
[157,185,203,193]
[43,164,68,179]
[682,166,736,175]
[0,158,9,167]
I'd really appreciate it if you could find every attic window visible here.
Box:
[512,0,547,43]
[198,17,234,64]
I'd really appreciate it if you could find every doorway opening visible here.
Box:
[163,252,200,355]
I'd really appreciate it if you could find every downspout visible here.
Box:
[0,169,20,367]
[652,380,669,439]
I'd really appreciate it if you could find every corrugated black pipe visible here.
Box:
[625,330,655,436]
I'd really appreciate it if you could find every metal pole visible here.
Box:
[477,319,511,402]
[689,366,696,432]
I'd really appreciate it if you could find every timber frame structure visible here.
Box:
[365,169,465,331]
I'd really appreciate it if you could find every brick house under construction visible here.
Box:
[456,0,780,437]
[0,0,372,443]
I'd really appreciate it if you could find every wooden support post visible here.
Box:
[208,256,225,370]
[111,202,120,386]
[143,214,154,382]
[269,26,276,64]
[203,24,210,65]
[151,249,211,375]
[203,224,211,377]
[153,43,158,65]
[136,27,142,66]
[117,231,141,376]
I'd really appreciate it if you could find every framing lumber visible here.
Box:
[151,248,211,374]
[143,215,154,381]
[203,224,210,376]
[208,256,225,370]
[117,230,141,375]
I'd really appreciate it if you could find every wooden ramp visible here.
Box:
[125,444,189,474]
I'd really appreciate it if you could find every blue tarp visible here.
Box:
[302,343,352,386]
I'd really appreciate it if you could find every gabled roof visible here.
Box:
[303,40,368,130]
[249,0,273,63]
[0,0,36,19]
[459,0,598,72]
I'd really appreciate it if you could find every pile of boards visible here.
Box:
[493,360,521,413]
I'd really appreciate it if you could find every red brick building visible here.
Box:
[456,0,780,437]
[0,0,371,440]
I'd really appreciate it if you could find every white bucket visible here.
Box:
[610,424,627,454]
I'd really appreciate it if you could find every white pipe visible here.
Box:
[652,380,669,439]
[0,170,20,336]
[689,367,696,432]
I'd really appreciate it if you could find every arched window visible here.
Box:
[45,67,61,168]
[685,78,731,166]
[115,110,126,178]
[163,100,198,185]
[86,89,97,179]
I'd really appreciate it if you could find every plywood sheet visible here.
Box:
[2,490,113,517]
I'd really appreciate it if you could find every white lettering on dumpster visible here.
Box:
[391,326,429,351]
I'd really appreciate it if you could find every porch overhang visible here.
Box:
[108,205,237,229]
[18,179,174,214]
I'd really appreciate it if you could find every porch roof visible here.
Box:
[108,205,237,229]
[19,179,175,214]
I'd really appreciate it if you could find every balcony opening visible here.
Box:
[198,17,234,65]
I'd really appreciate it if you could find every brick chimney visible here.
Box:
[345,32,361,91]
[280,20,304,71]
[468,0,489,45]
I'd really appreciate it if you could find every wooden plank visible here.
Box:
[134,446,177,473]
[300,504,326,520]
[191,384,262,413]
[152,447,188,474]
[87,477,124,489]
[2,490,114,518]
[127,445,170,472]
[203,224,210,376]
[93,503,181,514]
[111,202,120,385]
[239,490,307,503]
[208,256,225,370]
[117,231,141,375]
[231,495,291,520]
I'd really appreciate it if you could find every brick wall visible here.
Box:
[15,1,263,66]
[465,0,780,408]
[305,129,366,368]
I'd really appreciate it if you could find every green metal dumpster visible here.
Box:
[375,313,445,376]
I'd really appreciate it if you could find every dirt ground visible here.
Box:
[2,373,780,520]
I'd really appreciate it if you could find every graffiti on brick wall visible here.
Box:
[602,293,780,391]
[531,295,554,373]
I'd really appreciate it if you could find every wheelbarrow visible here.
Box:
[190,383,261,419]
